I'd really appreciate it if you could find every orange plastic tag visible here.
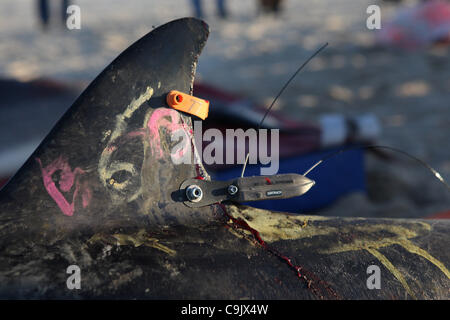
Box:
[166,90,209,120]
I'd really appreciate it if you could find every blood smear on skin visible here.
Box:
[426,210,450,219]
[218,203,340,300]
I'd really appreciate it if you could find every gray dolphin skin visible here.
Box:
[0,18,448,299]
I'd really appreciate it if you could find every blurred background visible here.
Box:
[0,0,449,218]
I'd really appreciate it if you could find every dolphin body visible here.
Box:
[0,18,448,299]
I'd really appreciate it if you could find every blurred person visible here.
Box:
[36,0,71,29]
[191,0,228,19]
[258,0,283,14]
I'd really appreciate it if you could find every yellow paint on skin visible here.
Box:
[366,247,417,300]
[227,205,449,299]
[314,223,447,299]
[88,229,176,256]
[317,224,429,254]
[110,86,154,141]
[397,239,450,279]
[98,87,154,202]
[102,130,112,142]
[227,206,333,242]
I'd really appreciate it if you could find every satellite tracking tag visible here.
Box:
[166,90,210,120]
[179,174,315,208]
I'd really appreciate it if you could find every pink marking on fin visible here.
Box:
[146,108,191,160]
[81,184,92,208]
[36,156,90,216]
